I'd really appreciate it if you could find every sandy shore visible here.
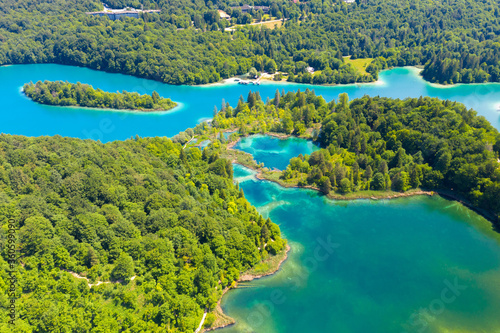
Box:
[197,77,245,87]
[327,190,434,201]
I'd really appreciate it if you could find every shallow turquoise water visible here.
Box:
[1,65,499,141]
[222,164,500,333]
[233,134,319,170]
[198,140,211,150]
[223,130,238,140]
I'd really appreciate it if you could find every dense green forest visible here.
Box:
[2,0,500,85]
[209,90,500,220]
[0,134,285,332]
[103,0,143,9]
[23,81,176,111]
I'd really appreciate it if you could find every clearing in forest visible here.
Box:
[344,56,373,75]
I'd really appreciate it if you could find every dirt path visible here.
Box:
[183,136,195,149]
[62,269,136,288]
[195,310,208,333]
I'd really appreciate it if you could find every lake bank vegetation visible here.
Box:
[206,243,290,332]
[0,134,286,331]
[23,81,177,111]
[2,0,500,85]
[194,90,500,222]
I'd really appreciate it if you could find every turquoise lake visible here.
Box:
[1,64,500,141]
[224,164,500,333]
[2,64,500,332]
[233,134,319,170]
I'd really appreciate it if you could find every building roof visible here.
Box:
[86,9,160,15]
[230,5,270,10]
[218,10,231,19]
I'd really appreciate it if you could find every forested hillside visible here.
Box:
[2,0,500,84]
[210,90,500,220]
[23,81,177,111]
[0,134,285,332]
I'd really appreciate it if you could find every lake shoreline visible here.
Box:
[7,62,500,90]
[435,190,500,232]
[234,156,499,228]
[23,96,180,114]
[226,134,435,201]
[201,74,386,88]
[236,155,436,201]
[226,134,500,230]
[204,244,291,332]
[197,66,413,88]
[21,82,179,113]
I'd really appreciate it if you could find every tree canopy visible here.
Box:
[2,0,500,85]
[209,90,500,221]
[0,134,285,331]
[23,81,176,111]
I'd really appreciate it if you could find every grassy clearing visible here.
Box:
[228,18,284,31]
[222,148,260,168]
[258,19,283,29]
[343,56,373,75]
[260,170,283,182]
[244,247,289,277]
[248,262,271,275]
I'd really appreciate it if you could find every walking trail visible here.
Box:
[63,269,136,288]
[195,310,208,333]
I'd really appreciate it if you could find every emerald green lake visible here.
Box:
[225,164,500,333]
[1,65,499,142]
[2,64,500,332]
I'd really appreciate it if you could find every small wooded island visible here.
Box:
[23,81,177,112]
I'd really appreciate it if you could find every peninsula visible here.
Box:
[184,90,500,224]
[23,81,177,112]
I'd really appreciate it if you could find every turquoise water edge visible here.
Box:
[1,64,499,141]
[225,164,500,333]
[233,134,320,170]
[2,64,500,333]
